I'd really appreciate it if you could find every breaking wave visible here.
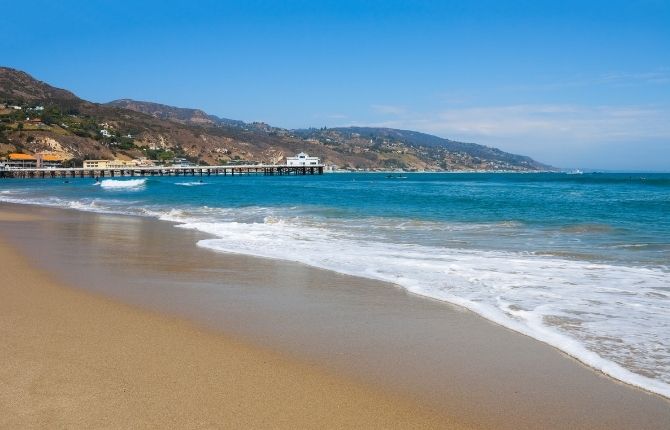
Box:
[99,178,147,190]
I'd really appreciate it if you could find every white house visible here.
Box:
[286,152,320,166]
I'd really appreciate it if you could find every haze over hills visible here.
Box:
[294,127,543,171]
[0,67,551,171]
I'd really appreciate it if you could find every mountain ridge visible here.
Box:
[294,126,544,170]
[0,67,552,171]
[106,99,246,128]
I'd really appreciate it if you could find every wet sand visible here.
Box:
[0,208,453,429]
[1,203,669,429]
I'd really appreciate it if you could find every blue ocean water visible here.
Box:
[1,172,669,396]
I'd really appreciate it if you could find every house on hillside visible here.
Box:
[286,152,320,166]
[171,158,195,167]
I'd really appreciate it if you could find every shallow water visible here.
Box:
[2,171,669,397]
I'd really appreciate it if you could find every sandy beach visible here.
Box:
[0,209,455,428]
[1,203,669,429]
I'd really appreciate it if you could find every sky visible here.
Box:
[1,0,669,170]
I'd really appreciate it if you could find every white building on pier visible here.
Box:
[286,152,320,166]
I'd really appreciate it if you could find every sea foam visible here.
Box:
[99,178,147,189]
[168,215,670,398]
[175,181,208,186]
[1,174,669,399]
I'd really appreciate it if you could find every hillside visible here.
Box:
[294,127,547,171]
[0,68,80,104]
[106,99,245,128]
[0,67,551,171]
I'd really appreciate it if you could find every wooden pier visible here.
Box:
[0,164,324,179]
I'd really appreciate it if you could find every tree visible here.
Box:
[62,158,83,168]
[158,150,174,161]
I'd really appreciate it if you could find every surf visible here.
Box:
[99,178,148,190]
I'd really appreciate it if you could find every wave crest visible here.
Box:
[99,179,147,190]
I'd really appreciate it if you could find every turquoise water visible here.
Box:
[1,172,669,396]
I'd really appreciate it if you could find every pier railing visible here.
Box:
[0,164,324,179]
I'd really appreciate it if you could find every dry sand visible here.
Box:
[0,222,456,428]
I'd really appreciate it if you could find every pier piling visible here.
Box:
[0,164,324,179]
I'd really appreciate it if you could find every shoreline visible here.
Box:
[2,188,668,400]
[2,202,670,429]
[0,209,453,429]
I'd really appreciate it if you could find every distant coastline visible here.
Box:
[1,66,551,173]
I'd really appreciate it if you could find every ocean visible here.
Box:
[1,172,669,397]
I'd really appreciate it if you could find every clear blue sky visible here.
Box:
[2,0,669,170]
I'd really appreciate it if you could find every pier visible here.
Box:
[0,164,324,179]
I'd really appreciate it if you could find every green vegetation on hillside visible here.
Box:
[1,67,551,171]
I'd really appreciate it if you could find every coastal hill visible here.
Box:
[0,67,551,171]
[106,99,246,128]
[294,127,543,171]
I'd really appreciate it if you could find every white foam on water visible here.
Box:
[168,216,670,399]
[175,181,208,186]
[0,192,141,217]
[2,190,669,398]
[67,200,101,211]
[99,178,147,190]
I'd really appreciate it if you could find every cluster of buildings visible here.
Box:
[82,158,155,169]
[0,104,43,111]
[1,152,322,170]
[0,155,198,170]
[1,153,67,169]
[82,157,196,169]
